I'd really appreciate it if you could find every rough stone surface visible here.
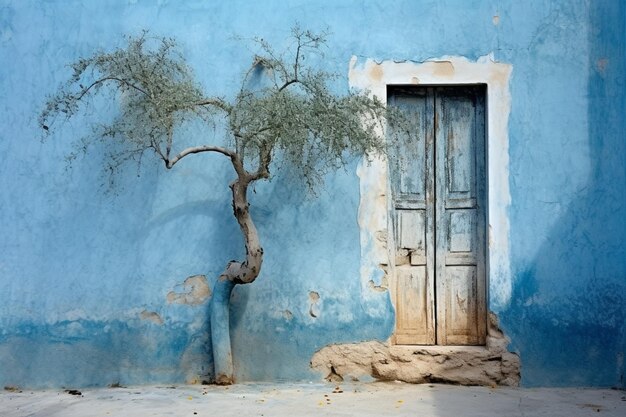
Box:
[311,313,520,386]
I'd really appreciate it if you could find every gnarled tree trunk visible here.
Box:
[210,173,264,384]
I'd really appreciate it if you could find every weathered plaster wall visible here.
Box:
[500,1,626,387]
[0,0,624,388]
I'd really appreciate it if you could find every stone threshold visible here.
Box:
[310,313,520,386]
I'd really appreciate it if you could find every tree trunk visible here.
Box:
[210,176,264,384]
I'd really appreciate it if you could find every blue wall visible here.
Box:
[502,1,626,386]
[0,0,624,388]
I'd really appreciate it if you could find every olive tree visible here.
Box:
[40,27,394,384]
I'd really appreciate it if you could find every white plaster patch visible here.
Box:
[351,54,513,313]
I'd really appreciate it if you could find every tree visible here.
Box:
[40,27,393,384]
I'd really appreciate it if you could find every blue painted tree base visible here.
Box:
[210,278,236,384]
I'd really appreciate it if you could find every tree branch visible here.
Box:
[77,77,149,102]
[278,79,298,92]
[293,37,302,80]
[166,145,234,168]
[195,98,232,113]
[248,140,272,181]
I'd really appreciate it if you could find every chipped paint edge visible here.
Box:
[351,54,513,316]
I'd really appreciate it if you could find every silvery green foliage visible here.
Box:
[41,28,396,190]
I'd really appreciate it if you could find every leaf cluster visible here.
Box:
[40,27,398,191]
[41,33,220,170]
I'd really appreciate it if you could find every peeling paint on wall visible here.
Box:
[166,275,211,306]
[367,279,388,293]
[139,310,163,325]
[308,291,320,318]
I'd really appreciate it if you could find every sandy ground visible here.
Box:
[1,382,625,417]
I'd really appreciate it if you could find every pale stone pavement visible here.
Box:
[1,382,625,417]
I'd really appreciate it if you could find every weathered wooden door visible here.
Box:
[388,85,486,346]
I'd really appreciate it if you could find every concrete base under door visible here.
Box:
[311,312,520,386]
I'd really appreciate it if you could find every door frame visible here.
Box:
[349,55,513,344]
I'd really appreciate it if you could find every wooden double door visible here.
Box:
[388,85,487,346]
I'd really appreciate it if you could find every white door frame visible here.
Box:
[350,55,513,334]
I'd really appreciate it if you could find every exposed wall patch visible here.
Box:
[167,275,211,306]
[139,310,164,325]
[309,291,320,318]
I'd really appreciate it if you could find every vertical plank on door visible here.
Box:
[388,88,436,345]
[435,86,487,345]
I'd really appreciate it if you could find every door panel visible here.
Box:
[388,88,436,345]
[388,85,486,346]
[449,210,475,253]
[395,265,434,344]
[397,210,427,265]
[444,266,479,345]
[435,86,486,346]
[388,90,429,200]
